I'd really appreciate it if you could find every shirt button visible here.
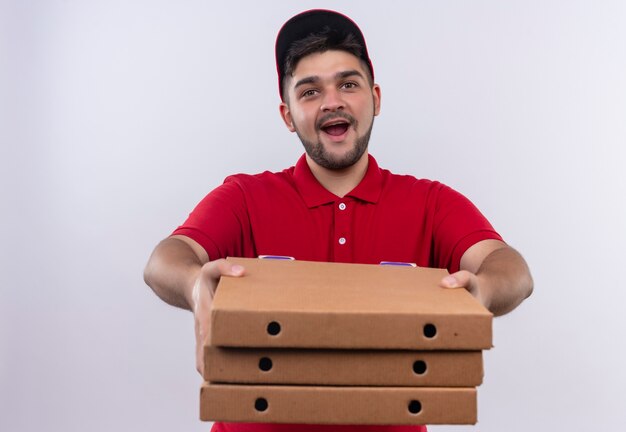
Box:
[338,202,347,211]
[338,237,346,245]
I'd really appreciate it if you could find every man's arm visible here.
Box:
[143,235,244,373]
[143,235,208,310]
[440,239,533,316]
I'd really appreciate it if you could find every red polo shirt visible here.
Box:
[172,154,502,432]
[173,154,502,272]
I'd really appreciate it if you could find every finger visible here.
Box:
[195,304,212,376]
[195,319,204,375]
[200,259,245,281]
[440,270,473,289]
[194,289,213,348]
[440,274,459,288]
[192,281,213,375]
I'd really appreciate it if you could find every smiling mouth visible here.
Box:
[320,120,351,136]
[317,112,356,138]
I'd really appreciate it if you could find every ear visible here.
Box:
[372,84,382,116]
[279,102,296,132]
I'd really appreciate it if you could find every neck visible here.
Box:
[306,152,369,197]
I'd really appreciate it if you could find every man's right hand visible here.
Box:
[191,259,245,375]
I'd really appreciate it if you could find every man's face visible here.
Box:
[280,50,381,170]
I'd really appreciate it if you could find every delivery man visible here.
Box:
[144,9,533,432]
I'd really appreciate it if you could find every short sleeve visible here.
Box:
[171,179,255,260]
[431,184,503,272]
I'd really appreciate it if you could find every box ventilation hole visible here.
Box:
[423,323,437,338]
[267,321,281,336]
[258,357,273,371]
[412,360,427,375]
[408,400,422,415]
[255,398,268,412]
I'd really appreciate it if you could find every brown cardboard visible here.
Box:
[200,383,477,425]
[204,346,483,387]
[210,258,492,349]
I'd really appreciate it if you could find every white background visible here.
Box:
[1,1,625,431]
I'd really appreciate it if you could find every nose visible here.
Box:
[320,88,345,112]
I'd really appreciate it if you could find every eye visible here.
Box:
[341,81,359,90]
[300,88,318,98]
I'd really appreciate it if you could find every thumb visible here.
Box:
[440,270,472,289]
[226,264,245,277]
[204,259,245,280]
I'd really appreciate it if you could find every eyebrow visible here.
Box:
[293,69,365,89]
[336,69,365,80]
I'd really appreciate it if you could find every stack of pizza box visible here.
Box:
[200,257,492,425]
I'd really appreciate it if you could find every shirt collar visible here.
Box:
[293,153,383,208]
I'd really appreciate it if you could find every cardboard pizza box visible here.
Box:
[203,346,483,387]
[200,383,477,425]
[209,258,492,350]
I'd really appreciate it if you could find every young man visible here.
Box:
[144,9,533,432]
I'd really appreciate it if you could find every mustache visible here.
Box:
[316,112,356,130]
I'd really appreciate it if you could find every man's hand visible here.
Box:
[440,240,533,316]
[192,259,244,375]
[441,270,487,307]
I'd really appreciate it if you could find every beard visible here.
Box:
[294,112,375,170]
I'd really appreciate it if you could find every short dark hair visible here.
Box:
[281,27,374,100]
